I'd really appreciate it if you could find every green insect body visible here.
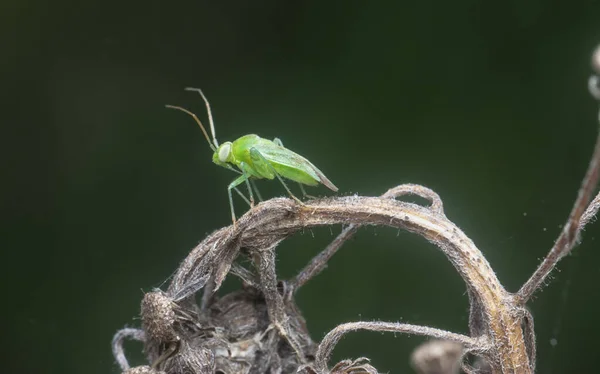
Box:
[167,88,338,223]
[214,134,337,189]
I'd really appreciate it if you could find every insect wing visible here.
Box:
[254,141,338,191]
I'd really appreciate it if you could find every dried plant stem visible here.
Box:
[291,184,446,293]
[253,246,306,360]
[313,321,487,373]
[517,107,600,304]
[580,188,600,229]
[164,191,531,373]
[112,328,146,371]
[290,223,359,292]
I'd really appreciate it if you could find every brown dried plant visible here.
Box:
[112,46,600,374]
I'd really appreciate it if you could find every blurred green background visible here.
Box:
[3,1,600,373]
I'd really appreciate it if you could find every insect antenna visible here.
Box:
[185,87,219,148]
[165,105,217,152]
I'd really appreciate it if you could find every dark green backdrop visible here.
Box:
[3,1,600,373]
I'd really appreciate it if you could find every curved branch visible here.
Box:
[165,184,529,372]
[112,328,146,371]
[312,321,488,373]
[169,195,504,305]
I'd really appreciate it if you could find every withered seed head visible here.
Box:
[410,340,463,374]
[141,291,178,342]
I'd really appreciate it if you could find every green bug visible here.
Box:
[166,88,338,223]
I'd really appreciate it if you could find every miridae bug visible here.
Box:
[166,88,338,223]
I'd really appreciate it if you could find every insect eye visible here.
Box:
[218,143,231,163]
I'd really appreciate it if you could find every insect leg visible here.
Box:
[223,163,253,207]
[250,179,264,202]
[238,162,257,207]
[249,147,302,204]
[272,138,315,199]
[227,174,251,223]
[245,178,255,207]
[232,187,252,207]
[297,183,317,200]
